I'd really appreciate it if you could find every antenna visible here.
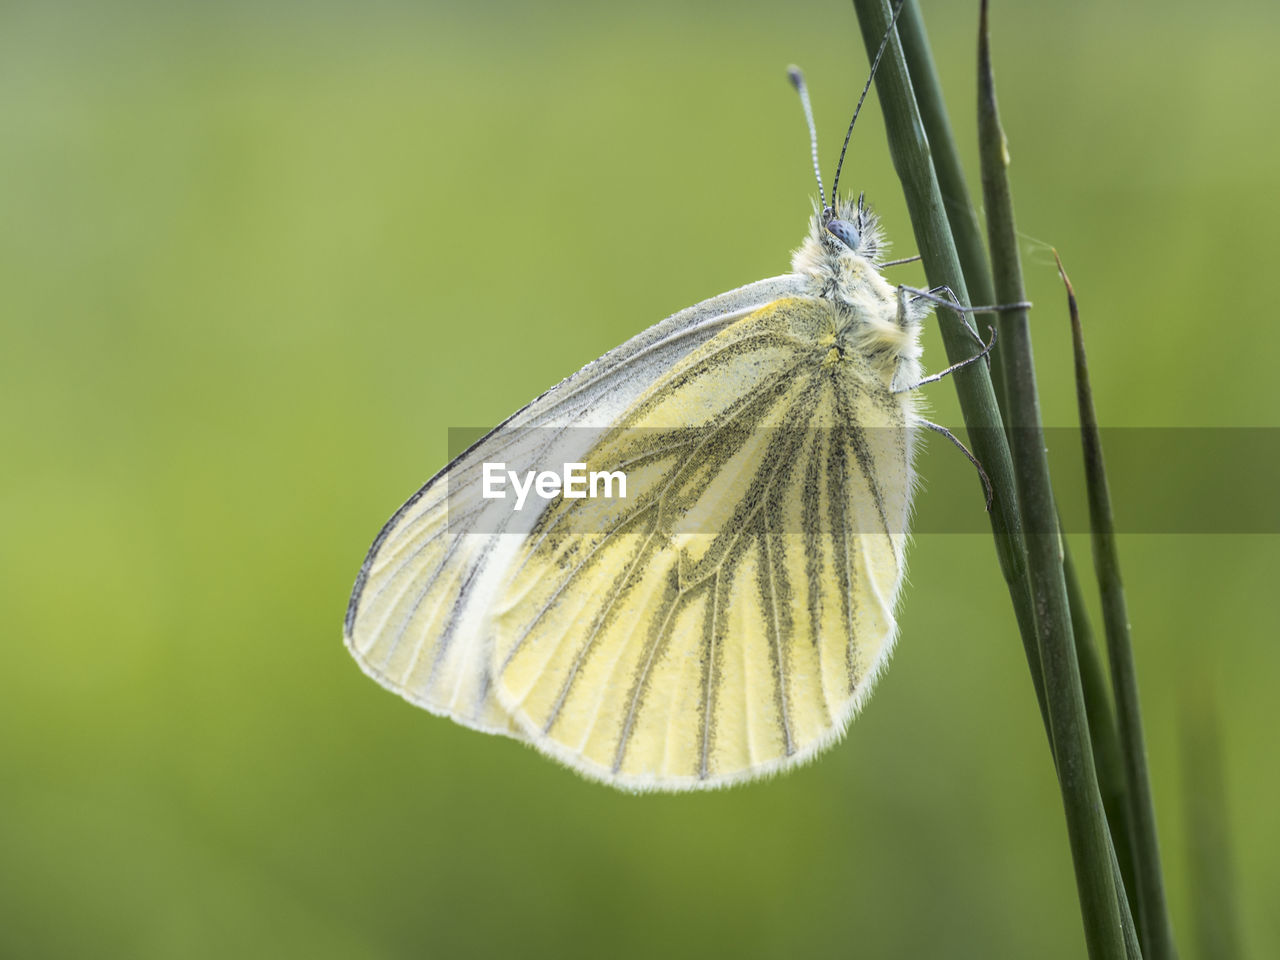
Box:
[787,66,826,212]
[830,0,908,205]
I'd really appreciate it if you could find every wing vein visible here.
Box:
[830,423,859,694]
[500,503,658,675]
[612,572,685,773]
[801,420,835,724]
[538,531,659,728]
[699,570,722,780]
[761,510,795,756]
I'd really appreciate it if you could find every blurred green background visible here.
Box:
[2,0,1277,956]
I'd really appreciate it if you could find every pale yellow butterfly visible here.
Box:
[344,5,998,791]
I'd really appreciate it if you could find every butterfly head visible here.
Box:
[792,193,888,293]
[820,193,882,260]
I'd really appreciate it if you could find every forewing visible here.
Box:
[344,275,808,737]
[490,297,918,789]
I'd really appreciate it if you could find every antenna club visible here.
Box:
[788,63,827,209]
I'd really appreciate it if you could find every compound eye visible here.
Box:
[826,218,861,250]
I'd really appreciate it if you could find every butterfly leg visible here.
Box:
[894,284,980,348]
[918,419,994,511]
[901,284,1031,316]
[896,284,983,346]
[878,254,923,268]
[901,284,1031,344]
[894,323,997,394]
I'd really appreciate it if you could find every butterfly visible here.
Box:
[343,5,1003,791]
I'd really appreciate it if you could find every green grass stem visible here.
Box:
[846,0,1043,726]
[848,2,1148,954]
[895,2,1012,417]
[1065,545,1141,921]
[976,4,1125,956]
[1061,256,1178,960]
[894,8,1144,951]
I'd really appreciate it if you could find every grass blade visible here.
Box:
[895,2,1011,416]
[895,8,1143,952]
[977,3,1126,957]
[1065,544,1141,918]
[870,1,1149,954]
[1060,255,1179,959]
[846,0,1045,728]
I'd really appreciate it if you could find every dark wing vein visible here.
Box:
[612,567,686,772]
[829,422,860,694]
[540,531,660,731]
[698,569,722,779]
[801,423,835,724]
[759,507,795,756]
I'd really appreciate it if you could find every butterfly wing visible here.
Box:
[344,275,810,739]
[486,295,916,789]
